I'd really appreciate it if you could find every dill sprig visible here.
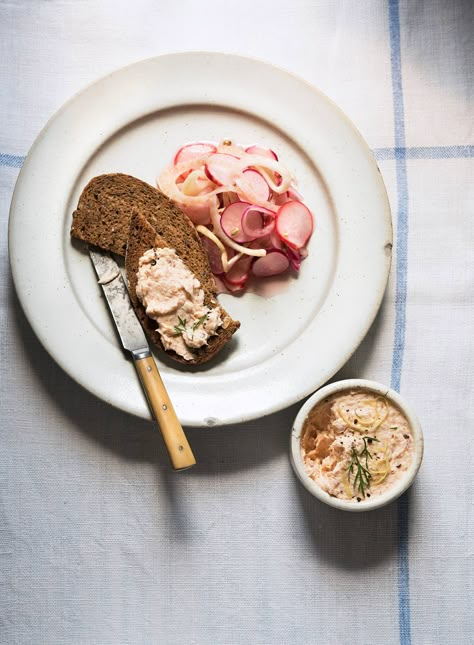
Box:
[173,316,188,336]
[346,436,379,498]
[173,314,209,337]
[192,314,209,331]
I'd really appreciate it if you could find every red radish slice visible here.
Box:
[274,186,303,206]
[177,201,211,226]
[199,233,226,274]
[284,245,302,271]
[223,277,247,292]
[287,185,304,201]
[221,202,255,243]
[225,255,253,284]
[235,169,270,202]
[174,142,217,165]
[245,145,278,161]
[270,230,284,250]
[251,250,290,277]
[275,201,314,249]
[250,232,281,251]
[274,192,291,206]
[213,274,228,295]
[205,153,241,186]
[241,205,275,239]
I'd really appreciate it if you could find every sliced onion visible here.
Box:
[181,169,214,196]
[241,205,275,239]
[158,159,233,204]
[251,250,290,277]
[238,153,293,193]
[196,224,231,272]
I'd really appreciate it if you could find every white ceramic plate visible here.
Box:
[9,52,392,427]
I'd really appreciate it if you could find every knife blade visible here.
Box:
[89,246,196,471]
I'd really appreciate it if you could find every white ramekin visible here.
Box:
[290,379,424,512]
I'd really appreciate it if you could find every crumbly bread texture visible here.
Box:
[70,173,239,364]
[71,173,167,256]
[126,211,240,365]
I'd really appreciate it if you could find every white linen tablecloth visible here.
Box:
[1,1,472,644]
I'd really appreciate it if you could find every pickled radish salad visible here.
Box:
[157,140,314,292]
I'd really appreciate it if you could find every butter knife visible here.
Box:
[89,246,196,471]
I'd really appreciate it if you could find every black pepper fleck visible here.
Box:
[403,434,409,439]
[396,464,401,469]
[357,497,361,502]
[367,493,371,498]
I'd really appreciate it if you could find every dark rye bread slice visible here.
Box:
[126,211,240,365]
[71,173,171,256]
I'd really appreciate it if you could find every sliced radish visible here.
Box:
[270,230,284,250]
[205,153,241,186]
[222,277,247,292]
[213,274,228,295]
[177,201,210,226]
[235,169,270,203]
[225,255,253,285]
[274,186,304,206]
[274,192,291,207]
[221,202,255,243]
[174,142,217,165]
[250,232,280,251]
[284,245,302,271]
[245,145,278,161]
[275,201,314,250]
[287,185,304,201]
[199,233,226,274]
[241,205,275,239]
[251,250,290,277]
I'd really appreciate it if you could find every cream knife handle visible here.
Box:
[134,355,196,471]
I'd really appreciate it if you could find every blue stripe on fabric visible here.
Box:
[0,153,25,168]
[374,145,474,160]
[388,1,411,644]
[1,147,472,170]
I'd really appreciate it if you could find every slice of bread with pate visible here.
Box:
[70,173,240,365]
[126,210,240,365]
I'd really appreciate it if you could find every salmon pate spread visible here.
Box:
[136,248,223,360]
[300,390,414,502]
